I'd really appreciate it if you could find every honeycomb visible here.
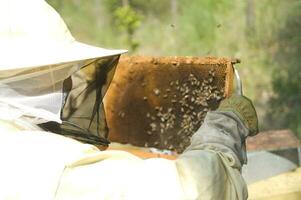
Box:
[104,56,238,153]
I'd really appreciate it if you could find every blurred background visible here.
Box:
[47,0,301,138]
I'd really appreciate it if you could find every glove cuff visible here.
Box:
[217,95,259,136]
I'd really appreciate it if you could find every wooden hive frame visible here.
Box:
[104,56,239,153]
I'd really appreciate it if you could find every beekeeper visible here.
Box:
[0,0,258,199]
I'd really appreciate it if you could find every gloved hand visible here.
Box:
[217,95,259,136]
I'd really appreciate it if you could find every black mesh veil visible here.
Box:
[39,55,120,147]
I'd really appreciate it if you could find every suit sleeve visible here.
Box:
[0,111,248,200]
[55,111,248,200]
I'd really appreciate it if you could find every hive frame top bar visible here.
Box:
[120,56,240,65]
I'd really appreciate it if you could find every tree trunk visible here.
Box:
[246,0,255,35]
[171,0,178,23]
[93,0,102,27]
[122,0,129,6]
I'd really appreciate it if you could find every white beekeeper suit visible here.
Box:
[0,0,258,199]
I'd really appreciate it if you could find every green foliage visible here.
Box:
[103,0,121,11]
[267,2,301,136]
[176,0,231,54]
[114,6,142,52]
[129,0,171,18]
[46,0,301,135]
[102,0,170,20]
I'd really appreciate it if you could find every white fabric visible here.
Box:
[0,111,248,200]
[0,0,126,70]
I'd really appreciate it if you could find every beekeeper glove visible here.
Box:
[186,95,258,167]
[217,95,258,136]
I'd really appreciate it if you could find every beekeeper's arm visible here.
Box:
[0,95,258,200]
[54,95,258,200]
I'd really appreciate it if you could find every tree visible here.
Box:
[267,2,301,136]
[170,0,178,24]
[114,5,142,52]
[246,0,255,38]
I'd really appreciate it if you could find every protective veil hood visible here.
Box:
[0,0,126,123]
